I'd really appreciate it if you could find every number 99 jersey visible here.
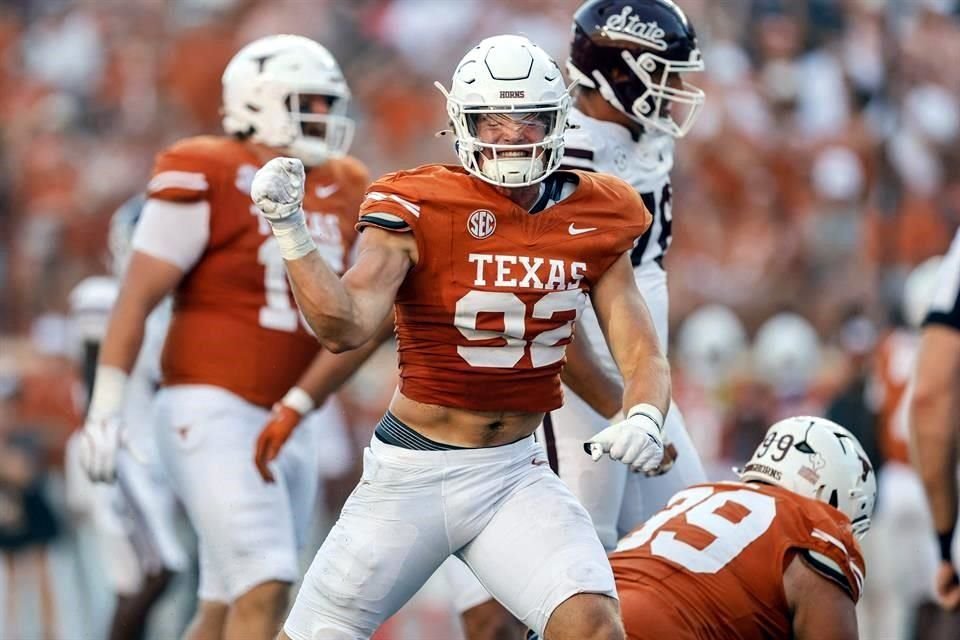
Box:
[357,164,651,413]
[138,135,368,408]
[611,481,865,640]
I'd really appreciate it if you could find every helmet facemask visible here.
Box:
[281,89,355,166]
[620,49,705,137]
[440,89,571,187]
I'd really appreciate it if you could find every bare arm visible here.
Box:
[784,554,859,640]
[909,324,960,609]
[909,325,960,537]
[560,318,623,419]
[589,253,670,417]
[99,251,183,373]
[285,228,415,353]
[293,311,396,406]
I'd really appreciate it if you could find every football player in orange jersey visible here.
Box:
[252,33,671,640]
[76,35,385,640]
[911,228,960,613]
[611,416,876,640]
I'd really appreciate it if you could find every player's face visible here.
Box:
[294,94,333,137]
[473,112,550,158]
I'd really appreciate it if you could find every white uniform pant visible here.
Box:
[284,434,615,639]
[154,384,329,603]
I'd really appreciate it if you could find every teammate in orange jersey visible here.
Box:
[610,416,876,640]
[253,33,671,640]
[76,35,382,640]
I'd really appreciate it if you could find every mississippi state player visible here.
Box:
[77,35,375,640]
[613,416,875,640]
[253,33,671,640]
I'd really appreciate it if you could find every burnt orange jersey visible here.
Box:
[612,482,865,640]
[147,136,368,407]
[870,329,917,464]
[357,165,650,412]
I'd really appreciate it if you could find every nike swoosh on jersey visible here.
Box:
[568,223,598,235]
[314,184,340,199]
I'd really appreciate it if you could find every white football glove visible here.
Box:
[78,415,123,483]
[584,404,665,474]
[78,365,143,483]
[251,157,306,223]
[251,157,317,260]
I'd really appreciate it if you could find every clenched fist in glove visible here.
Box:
[250,157,315,260]
[584,403,665,474]
[254,387,314,483]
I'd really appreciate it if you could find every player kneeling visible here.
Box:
[611,416,875,640]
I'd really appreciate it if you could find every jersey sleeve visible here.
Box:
[560,124,599,173]
[356,172,422,234]
[145,146,214,203]
[924,228,960,330]
[792,505,866,603]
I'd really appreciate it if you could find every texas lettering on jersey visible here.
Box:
[356,164,651,412]
[146,135,368,407]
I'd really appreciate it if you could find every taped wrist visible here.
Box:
[88,365,128,422]
[270,209,315,261]
[280,386,315,416]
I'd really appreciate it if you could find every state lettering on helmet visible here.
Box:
[568,0,705,137]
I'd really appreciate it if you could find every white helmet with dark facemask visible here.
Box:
[221,34,354,166]
[739,416,876,539]
[436,34,572,187]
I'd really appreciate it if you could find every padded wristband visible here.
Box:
[626,403,664,434]
[939,529,955,562]
[88,365,128,422]
[270,210,315,261]
[280,386,315,416]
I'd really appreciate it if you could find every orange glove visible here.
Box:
[255,403,303,483]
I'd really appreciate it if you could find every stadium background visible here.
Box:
[0,0,958,638]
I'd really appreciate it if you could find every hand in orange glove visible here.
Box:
[255,403,303,483]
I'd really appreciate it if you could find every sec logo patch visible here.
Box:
[467,209,496,239]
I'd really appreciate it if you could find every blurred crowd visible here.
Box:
[1,0,959,637]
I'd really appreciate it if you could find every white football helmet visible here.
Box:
[222,34,354,166]
[753,313,821,394]
[739,416,876,539]
[902,255,943,329]
[68,276,119,347]
[676,304,748,388]
[435,34,572,187]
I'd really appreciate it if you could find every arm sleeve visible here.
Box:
[132,199,210,272]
